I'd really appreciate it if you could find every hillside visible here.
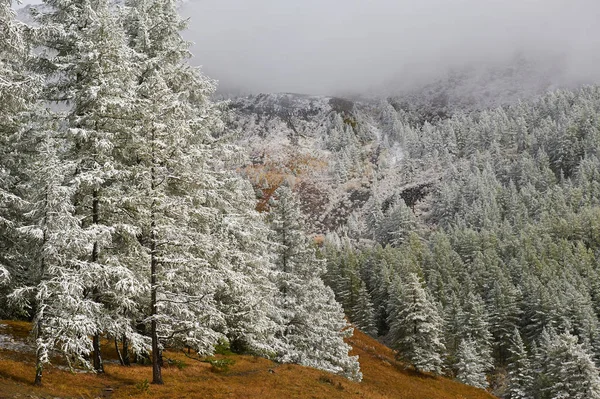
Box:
[224,84,600,398]
[223,58,568,235]
[225,93,391,233]
[0,320,494,399]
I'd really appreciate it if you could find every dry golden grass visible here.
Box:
[0,321,496,399]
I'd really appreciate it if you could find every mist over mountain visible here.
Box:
[180,0,600,97]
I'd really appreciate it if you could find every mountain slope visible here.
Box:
[0,320,494,399]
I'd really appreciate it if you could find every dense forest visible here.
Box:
[222,71,600,398]
[0,0,360,387]
[319,86,600,398]
[3,0,600,398]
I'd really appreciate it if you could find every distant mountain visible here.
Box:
[386,53,571,123]
[225,62,595,241]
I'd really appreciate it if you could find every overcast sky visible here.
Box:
[179,0,600,95]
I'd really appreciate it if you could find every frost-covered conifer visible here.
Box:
[269,186,362,381]
[538,331,600,399]
[489,277,522,364]
[444,292,465,366]
[387,272,445,374]
[2,0,114,384]
[352,280,377,337]
[211,175,281,356]
[123,0,285,384]
[461,292,494,370]
[0,0,41,299]
[375,194,417,246]
[505,328,533,399]
[11,138,96,385]
[32,0,148,373]
[455,338,489,389]
[125,2,221,385]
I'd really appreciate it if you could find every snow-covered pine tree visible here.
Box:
[365,190,384,241]
[387,272,445,374]
[505,328,533,399]
[322,237,361,317]
[0,0,41,303]
[32,0,148,373]
[461,291,494,370]
[455,337,489,389]
[352,280,377,337]
[10,137,97,385]
[2,1,100,383]
[269,185,362,381]
[210,173,281,356]
[443,292,465,368]
[489,277,522,364]
[0,266,7,286]
[377,195,417,246]
[123,0,282,384]
[538,331,600,399]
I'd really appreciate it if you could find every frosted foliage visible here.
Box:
[270,186,362,381]
[0,0,41,290]
[10,141,98,370]
[15,0,154,377]
[506,328,533,399]
[455,338,488,389]
[540,332,600,399]
[461,292,493,371]
[0,267,9,285]
[115,0,291,380]
[0,0,38,123]
[387,273,445,374]
[352,281,377,337]
[211,176,281,355]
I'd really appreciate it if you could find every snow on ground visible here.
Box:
[0,323,32,353]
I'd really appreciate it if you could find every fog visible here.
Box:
[180,0,600,96]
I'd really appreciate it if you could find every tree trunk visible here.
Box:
[92,333,104,373]
[115,338,125,366]
[34,356,43,385]
[122,334,130,366]
[151,229,163,384]
[34,322,43,386]
[151,281,163,383]
[150,226,163,383]
[150,142,163,384]
[35,201,49,386]
[91,190,104,374]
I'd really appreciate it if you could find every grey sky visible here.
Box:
[180,0,600,95]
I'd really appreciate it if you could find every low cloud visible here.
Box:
[180,0,600,96]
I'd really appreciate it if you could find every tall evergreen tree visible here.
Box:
[32,0,148,374]
[352,280,377,337]
[455,337,489,389]
[123,0,239,384]
[461,291,494,370]
[0,0,41,306]
[269,186,362,381]
[11,138,98,385]
[387,272,445,374]
[506,328,534,399]
[537,331,600,399]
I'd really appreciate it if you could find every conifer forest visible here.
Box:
[2,0,600,398]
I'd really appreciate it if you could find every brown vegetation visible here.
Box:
[241,152,327,212]
[0,321,495,399]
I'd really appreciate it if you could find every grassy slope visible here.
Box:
[0,320,496,399]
